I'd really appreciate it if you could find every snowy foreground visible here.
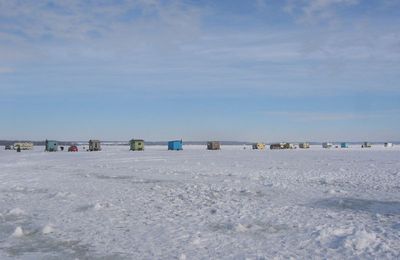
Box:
[1,145,400,259]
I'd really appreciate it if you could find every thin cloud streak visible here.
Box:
[284,0,360,23]
[264,110,400,122]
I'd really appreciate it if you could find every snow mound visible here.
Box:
[314,226,354,249]
[93,202,112,210]
[7,208,26,216]
[11,226,24,237]
[42,224,55,234]
[52,191,76,198]
[314,225,382,255]
[344,230,379,252]
[235,223,249,233]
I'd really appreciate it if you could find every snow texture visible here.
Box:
[0,145,400,259]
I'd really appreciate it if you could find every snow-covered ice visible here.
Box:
[1,145,400,259]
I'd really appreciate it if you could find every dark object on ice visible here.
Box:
[89,140,101,151]
[362,142,372,148]
[168,140,183,151]
[5,145,12,150]
[207,141,220,150]
[68,145,78,152]
[60,146,64,151]
[299,143,310,149]
[45,140,58,152]
[270,143,294,149]
[17,146,21,152]
[130,139,144,151]
[270,143,284,149]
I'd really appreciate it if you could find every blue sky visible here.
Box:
[0,0,399,141]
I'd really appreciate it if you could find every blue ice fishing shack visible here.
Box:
[45,140,58,152]
[168,140,183,151]
[341,142,349,148]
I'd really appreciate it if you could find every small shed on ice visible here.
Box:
[168,140,183,151]
[68,145,78,152]
[322,142,333,149]
[270,143,284,150]
[299,143,310,149]
[13,142,34,150]
[283,143,295,149]
[384,142,393,148]
[45,140,58,152]
[130,139,144,151]
[361,142,371,148]
[207,141,221,150]
[89,140,101,151]
[252,143,265,150]
[341,142,349,148]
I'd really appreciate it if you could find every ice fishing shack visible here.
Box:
[270,143,285,150]
[13,142,34,150]
[207,141,221,150]
[341,142,349,148]
[130,139,144,151]
[45,140,58,152]
[168,140,183,151]
[252,143,266,150]
[322,142,333,149]
[89,140,101,151]
[361,142,372,148]
[299,143,310,149]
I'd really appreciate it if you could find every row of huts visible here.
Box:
[44,139,102,152]
[267,142,311,149]
[258,142,394,149]
[41,140,221,152]
[4,140,396,152]
[4,141,102,152]
[4,142,34,151]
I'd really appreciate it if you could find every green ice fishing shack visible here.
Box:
[45,140,58,152]
[130,139,144,151]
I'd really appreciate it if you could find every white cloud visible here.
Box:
[0,0,203,44]
[0,0,399,97]
[284,0,360,23]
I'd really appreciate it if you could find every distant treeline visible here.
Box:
[1,140,399,146]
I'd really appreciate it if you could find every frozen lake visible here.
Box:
[1,145,399,259]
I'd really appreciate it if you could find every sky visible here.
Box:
[0,0,399,142]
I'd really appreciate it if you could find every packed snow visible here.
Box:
[0,145,399,259]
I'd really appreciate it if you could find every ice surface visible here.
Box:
[0,145,399,259]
